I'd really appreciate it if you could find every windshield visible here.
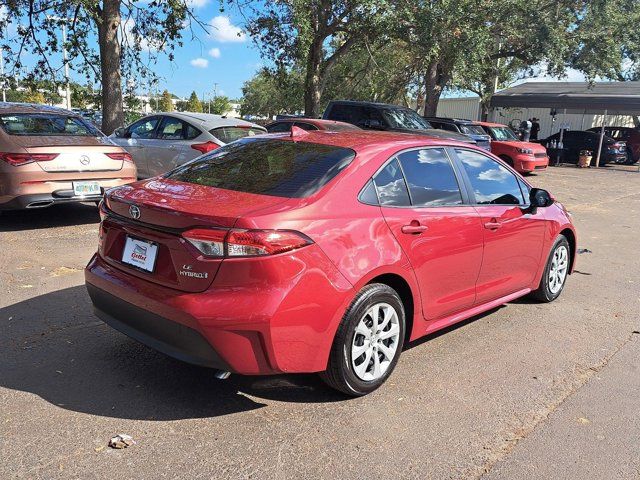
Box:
[0,113,100,136]
[460,124,488,136]
[382,108,432,130]
[489,126,518,141]
[210,126,265,144]
[166,138,355,198]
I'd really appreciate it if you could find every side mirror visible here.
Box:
[528,188,553,213]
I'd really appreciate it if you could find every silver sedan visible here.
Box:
[110,112,266,178]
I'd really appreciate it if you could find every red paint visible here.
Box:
[86,130,576,375]
[477,121,549,173]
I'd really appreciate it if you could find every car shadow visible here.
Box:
[0,286,345,421]
[0,203,100,232]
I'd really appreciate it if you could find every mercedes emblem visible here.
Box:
[79,155,90,166]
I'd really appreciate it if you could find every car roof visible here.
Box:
[147,111,265,130]
[263,129,477,152]
[0,102,77,116]
[268,118,358,129]
[327,100,411,110]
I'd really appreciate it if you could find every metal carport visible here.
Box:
[490,82,640,167]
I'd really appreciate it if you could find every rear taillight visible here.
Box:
[0,153,59,166]
[105,152,133,162]
[191,141,220,154]
[182,228,313,257]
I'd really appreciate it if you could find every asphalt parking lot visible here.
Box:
[1,166,639,479]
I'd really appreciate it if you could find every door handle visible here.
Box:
[401,223,428,234]
[484,220,502,230]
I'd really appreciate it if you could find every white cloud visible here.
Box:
[186,0,209,7]
[120,18,158,52]
[478,168,509,182]
[208,47,221,58]
[190,58,209,68]
[209,16,246,43]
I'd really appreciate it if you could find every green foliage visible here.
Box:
[186,91,203,113]
[240,68,304,118]
[159,90,174,112]
[6,89,46,104]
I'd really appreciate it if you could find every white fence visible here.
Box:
[436,97,637,139]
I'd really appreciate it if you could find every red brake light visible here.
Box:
[105,152,133,162]
[191,141,220,154]
[181,228,312,257]
[0,152,59,166]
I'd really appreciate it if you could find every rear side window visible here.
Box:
[185,123,202,140]
[166,138,355,198]
[373,158,411,206]
[0,113,100,136]
[157,116,185,140]
[397,148,463,206]
[455,149,525,205]
[211,126,265,144]
[266,122,292,133]
[294,122,319,131]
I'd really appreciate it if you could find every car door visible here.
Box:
[145,116,194,177]
[374,147,484,320]
[117,116,161,178]
[452,148,546,304]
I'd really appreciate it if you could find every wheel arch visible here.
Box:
[366,273,415,344]
[559,227,577,273]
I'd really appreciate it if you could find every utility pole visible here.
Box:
[47,16,72,109]
[0,44,5,102]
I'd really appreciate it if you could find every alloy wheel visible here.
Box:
[548,245,569,294]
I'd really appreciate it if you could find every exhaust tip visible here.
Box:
[214,370,231,380]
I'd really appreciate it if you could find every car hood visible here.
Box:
[494,140,547,152]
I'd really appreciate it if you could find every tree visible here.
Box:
[158,90,174,112]
[1,1,204,133]
[186,91,203,113]
[247,0,387,117]
[208,95,232,115]
[240,68,304,118]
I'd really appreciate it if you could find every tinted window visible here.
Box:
[327,104,364,124]
[158,117,185,140]
[397,148,462,206]
[266,122,292,133]
[373,158,411,206]
[166,138,355,198]
[185,123,201,140]
[294,122,319,131]
[211,126,264,144]
[0,113,99,136]
[358,180,379,205]
[129,117,159,139]
[456,149,525,205]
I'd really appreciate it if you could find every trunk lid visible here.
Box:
[101,179,289,292]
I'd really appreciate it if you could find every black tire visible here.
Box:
[320,283,406,396]
[530,235,571,303]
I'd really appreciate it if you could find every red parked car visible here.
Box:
[85,129,576,396]
[477,121,549,173]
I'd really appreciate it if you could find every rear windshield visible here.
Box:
[166,138,355,198]
[460,124,487,136]
[210,126,265,144]
[0,113,100,136]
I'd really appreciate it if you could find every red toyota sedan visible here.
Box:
[85,129,576,396]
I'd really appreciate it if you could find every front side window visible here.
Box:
[373,158,411,206]
[166,138,354,198]
[0,113,100,136]
[396,148,463,206]
[129,117,159,139]
[455,149,525,205]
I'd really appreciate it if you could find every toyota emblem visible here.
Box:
[79,155,90,166]
[129,205,141,220]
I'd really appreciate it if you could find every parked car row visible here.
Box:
[541,130,631,165]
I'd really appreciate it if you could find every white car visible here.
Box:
[110,112,266,178]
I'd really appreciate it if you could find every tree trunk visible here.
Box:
[304,38,323,118]
[422,60,448,117]
[98,0,124,135]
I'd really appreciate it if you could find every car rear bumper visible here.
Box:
[84,248,353,375]
[0,191,105,210]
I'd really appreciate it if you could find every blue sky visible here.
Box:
[0,3,263,101]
